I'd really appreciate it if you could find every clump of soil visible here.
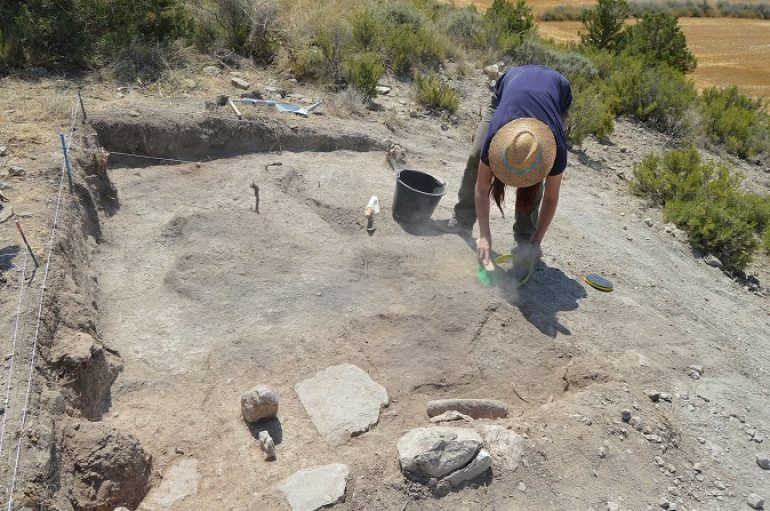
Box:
[60,421,152,511]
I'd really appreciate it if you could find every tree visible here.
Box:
[580,0,629,50]
[621,12,697,73]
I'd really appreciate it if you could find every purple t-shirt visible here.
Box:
[480,65,572,176]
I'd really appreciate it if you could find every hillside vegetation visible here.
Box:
[1,0,768,270]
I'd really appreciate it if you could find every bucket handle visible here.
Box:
[386,144,446,188]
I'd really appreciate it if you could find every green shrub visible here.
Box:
[763,227,770,253]
[510,38,597,81]
[631,146,769,271]
[443,8,485,48]
[619,12,697,73]
[580,0,629,50]
[485,0,534,35]
[608,54,697,134]
[566,78,615,146]
[196,0,281,63]
[351,8,380,50]
[289,45,328,82]
[345,52,385,99]
[700,86,770,161]
[383,25,447,75]
[0,0,192,71]
[315,22,353,83]
[415,73,459,113]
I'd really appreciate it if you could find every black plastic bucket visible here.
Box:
[392,169,446,223]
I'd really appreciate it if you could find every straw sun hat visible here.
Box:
[488,117,556,188]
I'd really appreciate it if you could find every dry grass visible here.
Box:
[0,80,77,157]
[323,87,369,118]
[537,17,770,98]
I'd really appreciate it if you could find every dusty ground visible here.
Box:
[1,57,770,511]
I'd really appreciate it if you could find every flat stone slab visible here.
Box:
[141,457,200,509]
[279,463,348,511]
[296,364,388,445]
[397,427,483,480]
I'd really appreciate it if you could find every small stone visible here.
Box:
[483,64,499,79]
[647,390,661,402]
[757,454,770,470]
[129,111,140,117]
[714,480,726,490]
[8,166,25,177]
[666,464,676,473]
[655,456,665,467]
[626,234,633,241]
[203,65,219,74]
[240,385,279,423]
[430,410,472,423]
[644,434,663,443]
[621,409,632,422]
[0,146,7,156]
[115,508,131,511]
[517,481,526,492]
[665,224,675,234]
[679,391,689,400]
[703,254,723,269]
[659,393,673,403]
[754,434,765,443]
[258,431,276,461]
[0,206,13,224]
[659,497,670,508]
[629,416,645,431]
[688,365,703,375]
[688,369,700,380]
[695,474,704,482]
[231,77,250,90]
[747,493,765,510]
[645,218,653,227]
[375,86,391,95]
[668,486,680,496]
[693,462,702,473]
[607,502,620,511]
[697,437,706,445]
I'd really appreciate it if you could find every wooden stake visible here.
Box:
[228,98,242,120]
[15,220,39,267]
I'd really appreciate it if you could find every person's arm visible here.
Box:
[475,161,494,264]
[530,173,563,255]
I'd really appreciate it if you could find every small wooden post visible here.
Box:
[15,220,39,267]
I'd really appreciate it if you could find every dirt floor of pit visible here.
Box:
[87,114,770,510]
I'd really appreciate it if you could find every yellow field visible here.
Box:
[537,18,770,98]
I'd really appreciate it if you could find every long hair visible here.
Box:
[490,180,541,217]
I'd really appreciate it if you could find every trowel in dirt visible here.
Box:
[364,196,380,235]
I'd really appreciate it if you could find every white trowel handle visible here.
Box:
[365,196,380,217]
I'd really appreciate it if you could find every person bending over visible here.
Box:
[445,65,572,264]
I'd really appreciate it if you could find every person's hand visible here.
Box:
[477,236,492,265]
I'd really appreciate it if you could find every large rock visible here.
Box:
[295,364,388,445]
[241,385,279,422]
[480,425,525,471]
[397,427,482,480]
[426,399,509,419]
[279,464,348,511]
